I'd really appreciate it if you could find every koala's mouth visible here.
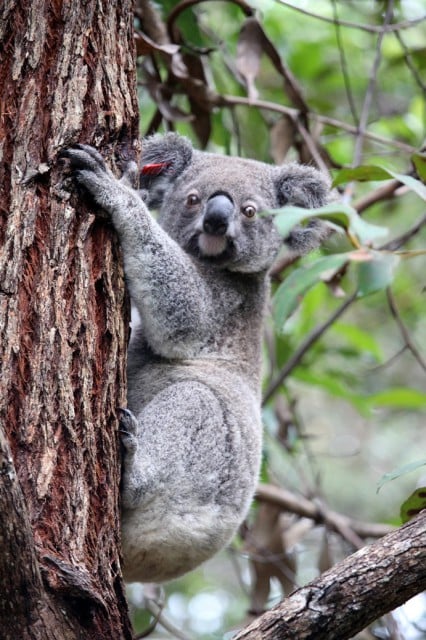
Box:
[187,233,235,263]
[198,232,228,257]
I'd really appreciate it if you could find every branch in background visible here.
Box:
[167,0,253,41]
[262,292,358,405]
[351,0,394,169]
[381,213,426,251]
[386,288,426,373]
[331,0,359,126]
[353,179,401,214]
[256,484,394,541]
[233,511,426,640]
[273,0,426,34]
[394,30,426,92]
[218,95,418,154]
[294,116,329,173]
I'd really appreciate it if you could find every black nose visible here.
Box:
[203,194,233,236]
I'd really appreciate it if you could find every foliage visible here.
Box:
[132,1,426,638]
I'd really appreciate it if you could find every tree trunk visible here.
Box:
[0,1,138,638]
[234,510,426,640]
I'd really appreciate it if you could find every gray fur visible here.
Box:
[62,135,330,583]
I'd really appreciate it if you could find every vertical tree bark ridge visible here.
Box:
[0,1,138,638]
[234,511,426,640]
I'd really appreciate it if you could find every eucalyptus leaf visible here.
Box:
[270,203,388,246]
[412,152,426,182]
[368,388,426,409]
[377,459,426,492]
[356,252,400,296]
[273,254,348,330]
[332,323,383,361]
[332,164,426,200]
[294,369,370,415]
[332,165,392,186]
[400,487,426,523]
[385,169,426,201]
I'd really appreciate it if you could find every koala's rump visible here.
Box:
[122,373,261,583]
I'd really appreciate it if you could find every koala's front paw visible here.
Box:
[60,144,116,211]
[286,218,332,255]
[117,407,138,455]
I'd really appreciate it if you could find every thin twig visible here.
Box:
[262,291,358,405]
[167,0,253,40]
[353,180,401,214]
[370,345,408,372]
[380,213,426,251]
[394,30,426,93]
[294,116,330,174]
[255,484,394,539]
[217,95,418,154]
[386,288,426,373]
[273,0,425,34]
[331,0,359,126]
[140,599,194,640]
[352,0,394,169]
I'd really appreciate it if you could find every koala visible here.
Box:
[62,134,329,583]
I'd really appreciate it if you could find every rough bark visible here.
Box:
[234,510,426,640]
[0,1,139,638]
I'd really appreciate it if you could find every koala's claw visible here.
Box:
[118,408,138,454]
[60,145,107,173]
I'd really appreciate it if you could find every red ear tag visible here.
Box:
[140,162,170,176]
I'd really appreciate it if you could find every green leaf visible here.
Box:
[368,388,426,409]
[273,254,348,330]
[400,487,426,523]
[294,369,371,415]
[332,165,393,186]
[412,152,426,182]
[332,323,383,361]
[332,164,426,200]
[386,169,426,200]
[377,459,426,492]
[270,203,388,245]
[356,251,400,296]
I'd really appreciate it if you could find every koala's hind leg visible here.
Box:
[118,407,138,453]
[118,408,141,509]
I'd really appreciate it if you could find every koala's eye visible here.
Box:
[186,193,200,206]
[242,204,257,219]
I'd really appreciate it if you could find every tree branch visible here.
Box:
[380,213,426,251]
[386,288,426,373]
[353,179,401,214]
[217,94,418,154]
[273,0,425,34]
[234,510,426,640]
[352,0,393,168]
[256,484,394,541]
[262,292,358,405]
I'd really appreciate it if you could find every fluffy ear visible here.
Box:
[274,163,330,209]
[140,133,193,208]
[274,164,331,255]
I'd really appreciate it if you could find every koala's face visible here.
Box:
[158,154,284,273]
[140,134,330,274]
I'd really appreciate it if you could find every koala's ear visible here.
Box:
[273,164,332,255]
[140,133,193,207]
[274,163,330,209]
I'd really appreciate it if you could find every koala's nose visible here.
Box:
[203,194,234,236]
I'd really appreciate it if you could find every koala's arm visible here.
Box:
[62,145,211,357]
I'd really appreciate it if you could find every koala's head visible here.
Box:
[140,133,330,274]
